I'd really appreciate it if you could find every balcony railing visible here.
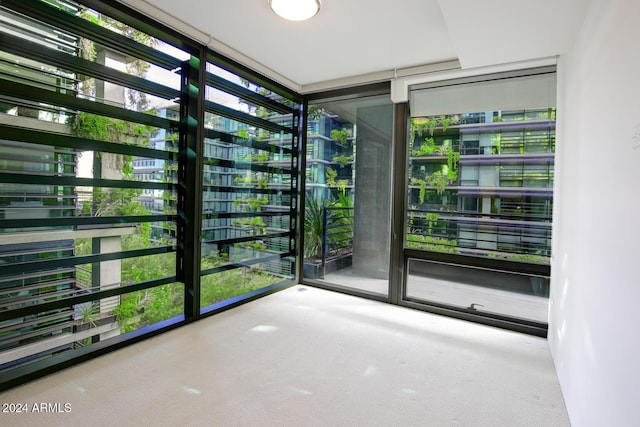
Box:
[406,208,552,264]
[320,206,354,274]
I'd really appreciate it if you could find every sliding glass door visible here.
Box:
[303,91,393,297]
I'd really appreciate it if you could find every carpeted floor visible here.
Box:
[0,285,570,426]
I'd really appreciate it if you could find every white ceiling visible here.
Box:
[121,0,590,92]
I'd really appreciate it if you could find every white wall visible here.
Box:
[551,1,640,426]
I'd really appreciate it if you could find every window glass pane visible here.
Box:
[406,259,549,323]
[0,0,184,375]
[0,282,183,369]
[0,0,300,385]
[303,94,392,296]
[406,106,555,264]
[405,71,555,323]
[199,57,298,310]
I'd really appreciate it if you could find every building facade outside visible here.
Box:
[406,108,555,268]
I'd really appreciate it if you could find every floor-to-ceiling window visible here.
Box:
[199,60,299,312]
[0,0,300,390]
[403,69,556,334]
[300,72,556,335]
[303,87,393,297]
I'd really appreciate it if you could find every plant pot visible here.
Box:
[303,262,324,279]
[73,322,92,333]
[324,253,352,275]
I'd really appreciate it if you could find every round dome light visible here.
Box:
[269,0,321,22]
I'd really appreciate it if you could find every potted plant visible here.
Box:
[303,196,325,278]
[74,302,99,332]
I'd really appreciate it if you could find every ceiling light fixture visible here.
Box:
[269,0,320,22]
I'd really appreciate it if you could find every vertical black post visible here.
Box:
[91,152,101,317]
[90,236,100,344]
[178,55,204,321]
[389,102,409,305]
[321,206,328,278]
[296,100,308,282]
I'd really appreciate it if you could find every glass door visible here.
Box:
[303,93,393,297]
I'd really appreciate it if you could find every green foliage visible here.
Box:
[406,234,459,253]
[234,175,254,186]
[78,10,157,111]
[257,177,268,189]
[303,191,353,261]
[447,147,460,173]
[491,134,502,154]
[410,115,460,138]
[237,241,267,251]
[411,137,436,156]
[81,186,150,236]
[113,282,183,333]
[487,252,550,265]
[68,10,284,335]
[75,238,92,256]
[331,128,351,146]
[138,282,184,326]
[304,196,325,259]
[76,302,99,327]
[114,249,283,333]
[200,269,277,307]
[121,235,175,284]
[111,297,140,329]
[113,234,178,332]
[335,192,352,209]
[428,171,448,195]
[411,138,459,200]
[71,112,157,146]
[412,178,427,204]
[336,179,349,195]
[440,116,452,132]
[233,216,267,235]
[326,194,354,250]
[332,154,354,168]
[325,167,337,186]
[435,144,451,157]
[249,152,270,163]
[71,112,122,142]
[425,212,439,235]
[226,199,269,263]
[233,197,268,212]
[256,106,269,120]
[307,105,324,121]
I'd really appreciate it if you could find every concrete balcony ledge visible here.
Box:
[0,227,138,246]
[0,111,72,135]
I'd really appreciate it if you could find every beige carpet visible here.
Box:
[0,285,570,426]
